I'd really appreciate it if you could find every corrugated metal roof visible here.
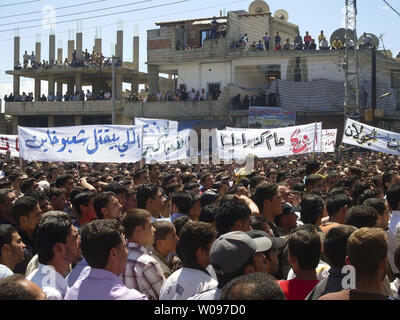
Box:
[192,18,227,25]
[156,16,227,26]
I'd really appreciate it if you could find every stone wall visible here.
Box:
[5,101,124,116]
[124,99,229,120]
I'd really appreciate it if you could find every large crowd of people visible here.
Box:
[0,145,399,301]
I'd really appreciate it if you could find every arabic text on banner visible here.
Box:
[342,118,400,156]
[322,129,337,153]
[18,125,143,163]
[0,135,19,158]
[134,118,178,134]
[216,123,322,160]
[142,129,196,164]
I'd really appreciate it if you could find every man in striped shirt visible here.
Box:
[121,209,165,300]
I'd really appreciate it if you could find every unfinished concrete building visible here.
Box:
[5,29,173,133]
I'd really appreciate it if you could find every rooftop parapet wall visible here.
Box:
[5,101,124,116]
[124,99,229,119]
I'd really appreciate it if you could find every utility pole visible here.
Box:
[112,56,116,125]
[344,0,360,121]
[371,46,377,126]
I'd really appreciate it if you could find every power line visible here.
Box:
[0,0,42,8]
[0,0,247,42]
[0,0,153,27]
[382,0,400,18]
[0,0,189,33]
[0,0,108,20]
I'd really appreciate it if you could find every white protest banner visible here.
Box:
[343,118,400,155]
[0,135,19,158]
[216,123,322,160]
[135,118,178,134]
[321,129,337,153]
[18,125,143,163]
[142,129,196,163]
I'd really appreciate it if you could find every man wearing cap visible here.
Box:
[189,231,272,300]
[247,230,287,277]
[275,203,299,237]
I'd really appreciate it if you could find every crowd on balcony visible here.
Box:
[14,49,122,71]
[231,92,278,110]
[4,88,112,103]
[140,86,221,103]
[231,31,376,52]
[176,17,227,51]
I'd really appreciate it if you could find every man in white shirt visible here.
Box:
[386,183,400,277]
[27,211,82,300]
[159,221,218,300]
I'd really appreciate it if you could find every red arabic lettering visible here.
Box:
[15,137,19,152]
[290,129,311,154]
[0,137,10,151]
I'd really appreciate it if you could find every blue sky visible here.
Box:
[0,0,398,98]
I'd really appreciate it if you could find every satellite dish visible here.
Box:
[249,0,270,14]
[359,33,380,48]
[274,9,289,21]
[330,28,354,44]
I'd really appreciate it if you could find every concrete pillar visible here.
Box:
[131,80,139,95]
[12,116,18,135]
[48,76,55,96]
[116,30,123,61]
[76,32,83,61]
[57,82,63,96]
[57,48,63,64]
[34,78,41,101]
[116,71,123,100]
[75,73,82,93]
[13,36,20,95]
[92,78,107,97]
[48,116,55,127]
[68,40,75,62]
[74,115,82,126]
[148,65,159,96]
[49,34,56,65]
[95,38,102,54]
[67,81,74,95]
[133,36,139,71]
[35,42,41,63]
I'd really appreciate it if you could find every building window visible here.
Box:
[208,83,221,100]
[259,65,281,80]
[200,30,212,46]
[391,70,400,89]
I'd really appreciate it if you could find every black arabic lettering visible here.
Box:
[274,133,285,147]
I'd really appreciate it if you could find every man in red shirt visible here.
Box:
[304,31,312,50]
[279,227,320,300]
